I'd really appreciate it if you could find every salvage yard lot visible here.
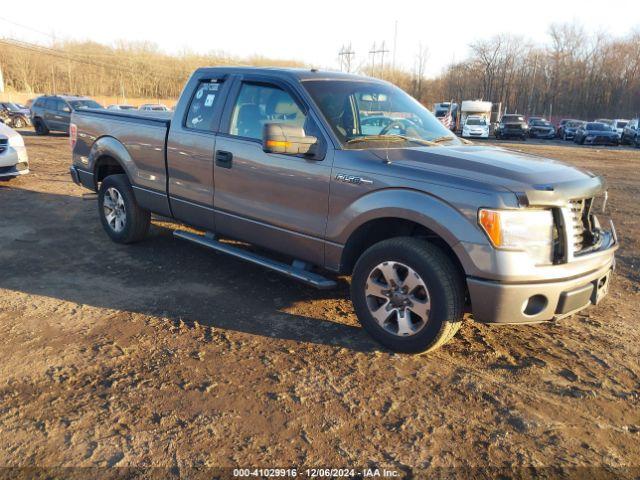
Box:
[0,132,639,472]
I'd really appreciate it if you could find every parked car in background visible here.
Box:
[528,118,555,139]
[556,119,576,138]
[621,118,639,145]
[461,115,489,138]
[0,102,31,128]
[561,120,585,140]
[574,122,619,146]
[611,119,629,139]
[30,95,103,134]
[139,104,169,112]
[494,114,528,140]
[0,121,29,180]
[107,104,137,111]
[594,119,615,131]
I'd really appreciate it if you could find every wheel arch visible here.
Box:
[329,188,490,275]
[90,136,135,189]
[338,216,468,281]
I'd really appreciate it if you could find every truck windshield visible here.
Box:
[303,80,460,148]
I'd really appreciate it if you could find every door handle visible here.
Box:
[215,150,233,168]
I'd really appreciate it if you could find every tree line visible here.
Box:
[437,23,640,119]
[1,22,639,119]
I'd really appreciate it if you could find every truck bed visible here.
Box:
[71,108,173,215]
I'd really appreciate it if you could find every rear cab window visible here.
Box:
[185,80,221,131]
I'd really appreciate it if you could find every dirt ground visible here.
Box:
[0,132,639,478]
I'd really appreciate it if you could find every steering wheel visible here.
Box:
[379,120,407,136]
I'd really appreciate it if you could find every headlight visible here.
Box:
[478,209,555,265]
[8,134,24,148]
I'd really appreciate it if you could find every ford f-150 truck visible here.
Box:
[69,67,618,353]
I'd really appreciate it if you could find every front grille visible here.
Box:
[0,138,7,154]
[569,198,594,254]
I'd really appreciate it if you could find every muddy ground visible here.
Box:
[0,132,638,477]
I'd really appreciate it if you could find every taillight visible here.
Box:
[69,123,77,150]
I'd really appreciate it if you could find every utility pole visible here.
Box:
[51,65,56,94]
[369,41,390,77]
[527,53,538,114]
[392,20,398,70]
[67,60,72,93]
[338,43,355,73]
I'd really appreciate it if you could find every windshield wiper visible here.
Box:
[345,135,437,147]
[429,135,457,144]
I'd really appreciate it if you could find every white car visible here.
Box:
[107,104,137,111]
[462,115,489,139]
[138,104,169,112]
[0,121,29,180]
[612,119,629,139]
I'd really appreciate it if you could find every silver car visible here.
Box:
[0,122,29,180]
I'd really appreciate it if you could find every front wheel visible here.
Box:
[13,117,25,129]
[351,237,465,354]
[34,119,49,135]
[98,174,150,244]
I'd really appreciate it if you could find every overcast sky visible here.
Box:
[1,0,638,77]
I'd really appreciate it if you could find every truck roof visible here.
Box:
[193,66,383,83]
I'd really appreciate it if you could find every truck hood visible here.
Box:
[373,145,605,206]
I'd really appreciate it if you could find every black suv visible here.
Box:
[30,95,102,135]
[494,114,528,140]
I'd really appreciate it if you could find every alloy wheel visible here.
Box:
[103,187,126,232]
[365,261,431,336]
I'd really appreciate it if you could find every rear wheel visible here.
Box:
[98,174,150,244]
[351,237,465,354]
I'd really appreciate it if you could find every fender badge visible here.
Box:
[335,173,373,185]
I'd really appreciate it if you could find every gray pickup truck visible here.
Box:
[69,67,617,353]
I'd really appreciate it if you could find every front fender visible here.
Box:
[325,188,492,272]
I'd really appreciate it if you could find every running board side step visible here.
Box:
[173,230,336,290]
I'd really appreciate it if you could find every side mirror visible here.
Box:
[263,123,318,157]
[62,105,71,113]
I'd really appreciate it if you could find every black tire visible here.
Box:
[13,117,25,129]
[98,174,150,244]
[34,118,49,135]
[351,237,465,354]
